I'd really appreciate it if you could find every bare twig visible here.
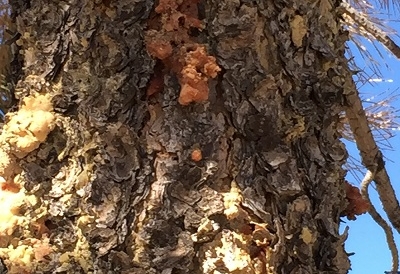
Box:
[360,169,398,272]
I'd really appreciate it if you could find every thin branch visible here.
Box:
[361,169,398,272]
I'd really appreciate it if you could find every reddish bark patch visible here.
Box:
[145,0,220,104]
[0,181,20,193]
[341,181,370,220]
[191,148,202,161]
[147,63,165,97]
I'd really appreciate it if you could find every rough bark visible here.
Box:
[0,0,354,273]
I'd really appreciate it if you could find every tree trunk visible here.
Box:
[0,0,352,273]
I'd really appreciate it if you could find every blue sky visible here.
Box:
[340,4,400,273]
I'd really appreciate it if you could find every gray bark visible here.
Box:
[0,0,352,273]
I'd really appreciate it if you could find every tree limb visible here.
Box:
[343,73,400,232]
[342,67,400,272]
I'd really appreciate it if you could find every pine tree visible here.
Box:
[0,0,398,273]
